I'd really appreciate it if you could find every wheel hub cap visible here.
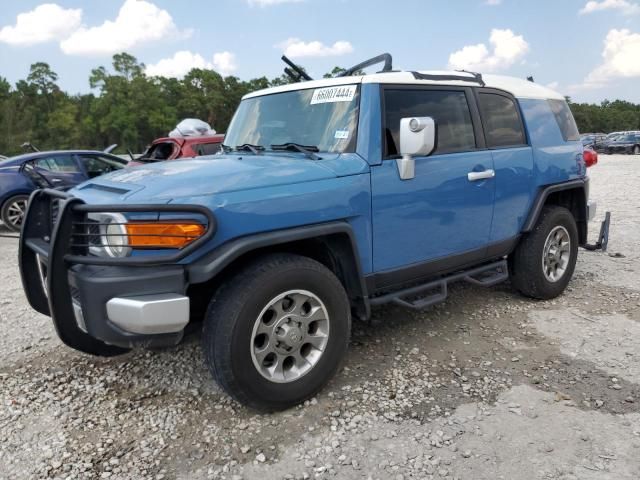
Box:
[250,290,330,384]
[542,226,571,283]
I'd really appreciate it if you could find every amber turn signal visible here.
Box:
[125,222,205,249]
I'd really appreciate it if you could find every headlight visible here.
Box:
[104,218,129,257]
[88,213,131,258]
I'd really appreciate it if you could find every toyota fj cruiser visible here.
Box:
[20,55,601,411]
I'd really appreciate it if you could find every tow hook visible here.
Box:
[582,211,611,252]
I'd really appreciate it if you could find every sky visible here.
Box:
[1,0,640,103]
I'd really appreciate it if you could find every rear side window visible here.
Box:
[34,155,78,172]
[478,93,526,148]
[548,99,580,141]
[384,89,476,156]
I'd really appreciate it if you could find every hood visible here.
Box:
[71,152,369,202]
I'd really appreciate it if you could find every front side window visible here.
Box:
[78,155,125,178]
[224,85,360,153]
[34,155,78,172]
[384,89,476,157]
[548,99,580,142]
[478,93,526,148]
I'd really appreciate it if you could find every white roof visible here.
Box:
[243,70,564,101]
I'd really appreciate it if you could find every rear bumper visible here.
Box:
[587,201,597,222]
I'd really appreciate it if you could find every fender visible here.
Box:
[187,221,371,318]
[522,178,588,241]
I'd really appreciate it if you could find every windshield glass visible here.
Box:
[224,85,360,153]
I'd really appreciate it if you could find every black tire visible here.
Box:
[509,206,578,300]
[202,253,351,411]
[1,194,29,232]
[633,145,640,155]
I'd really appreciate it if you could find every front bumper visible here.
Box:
[19,189,213,354]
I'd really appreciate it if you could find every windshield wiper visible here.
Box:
[270,143,321,160]
[235,144,265,155]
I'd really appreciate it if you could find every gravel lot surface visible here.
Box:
[1,154,639,479]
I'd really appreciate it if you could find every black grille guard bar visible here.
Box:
[18,188,217,356]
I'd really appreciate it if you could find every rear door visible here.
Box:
[371,86,495,276]
[475,90,533,243]
[31,154,86,188]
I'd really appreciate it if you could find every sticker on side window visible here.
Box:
[310,85,357,105]
[334,130,349,139]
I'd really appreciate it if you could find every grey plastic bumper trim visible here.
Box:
[106,294,189,335]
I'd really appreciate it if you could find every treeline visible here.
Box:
[1,52,639,156]
[568,100,640,134]
[0,53,301,156]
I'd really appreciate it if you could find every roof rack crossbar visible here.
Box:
[411,71,485,87]
[281,55,313,82]
[338,53,393,77]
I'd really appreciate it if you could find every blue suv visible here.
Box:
[19,57,597,410]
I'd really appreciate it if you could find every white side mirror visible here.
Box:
[396,117,436,180]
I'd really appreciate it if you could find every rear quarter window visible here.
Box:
[548,99,580,142]
[477,93,526,148]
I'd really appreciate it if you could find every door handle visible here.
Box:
[467,169,495,182]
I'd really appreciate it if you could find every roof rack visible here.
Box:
[281,55,313,82]
[410,70,485,87]
[338,53,393,77]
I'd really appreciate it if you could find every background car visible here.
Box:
[0,150,127,231]
[129,134,225,166]
[580,133,606,149]
[606,133,640,155]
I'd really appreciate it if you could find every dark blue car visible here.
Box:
[0,150,127,231]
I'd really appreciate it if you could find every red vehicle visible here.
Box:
[130,134,225,165]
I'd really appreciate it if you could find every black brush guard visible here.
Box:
[19,188,216,355]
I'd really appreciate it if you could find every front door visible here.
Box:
[371,87,495,276]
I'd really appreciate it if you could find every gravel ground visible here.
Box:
[1,154,639,480]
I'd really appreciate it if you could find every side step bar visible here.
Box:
[369,260,509,311]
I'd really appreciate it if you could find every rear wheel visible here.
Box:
[202,253,351,411]
[1,194,29,232]
[633,145,640,155]
[509,206,578,300]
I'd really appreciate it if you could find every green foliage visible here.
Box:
[1,54,638,156]
[567,98,640,134]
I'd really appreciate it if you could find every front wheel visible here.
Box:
[509,206,578,300]
[1,194,29,232]
[202,253,351,411]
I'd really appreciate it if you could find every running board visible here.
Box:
[369,260,509,311]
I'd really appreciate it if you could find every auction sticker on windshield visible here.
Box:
[310,85,357,105]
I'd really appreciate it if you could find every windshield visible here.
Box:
[224,85,360,154]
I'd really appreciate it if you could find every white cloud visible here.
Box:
[278,38,353,58]
[485,0,502,5]
[213,51,238,76]
[60,0,188,56]
[146,51,211,78]
[248,0,303,5]
[545,81,560,90]
[447,28,529,72]
[145,50,238,78]
[579,29,640,89]
[579,0,640,15]
[0,3,82,46]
